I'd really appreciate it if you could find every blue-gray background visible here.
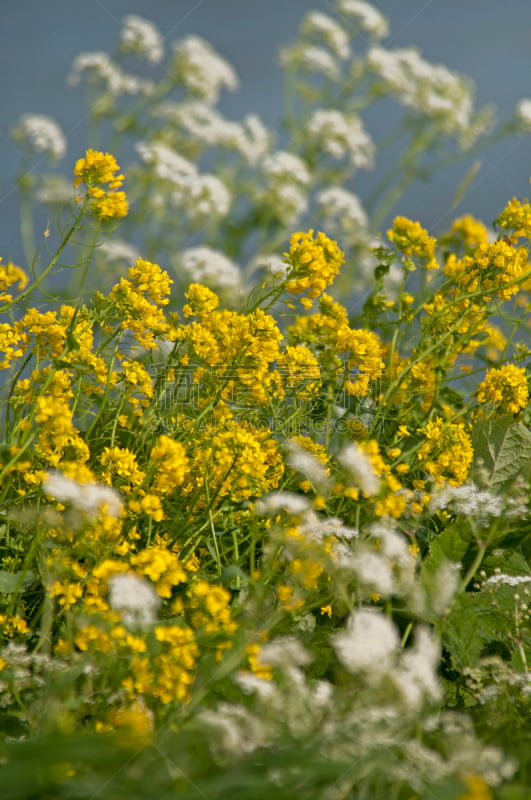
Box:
[1,0,531,265]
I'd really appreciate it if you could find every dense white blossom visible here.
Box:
[331,609,399,676]
[98,239,141,265]
[179,247,241,292]
[43,471,123,518]
[515,98,531,132]
[316,186,369,240]
[394,627,442,710]
[336,0,389,39]
[120,15,164,64]
[254,491,311,516]
[35,175,75,205]
[12,114,66,160]
[337,443,380,496]
[367,46,476,135]
[262,151,311,186]
[307,109,375,169]
[301,12,351,60]
[68,52,154,95]
[155,100,244,149]
[285,438,329,490]
[108,572,161,628]
[171,36,238,104]
[136,141,197,184]
[279,44,341,81]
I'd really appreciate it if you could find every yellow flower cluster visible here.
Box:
[107,259,175,349]
[150,435,189,495]
[417,417,473,485]
[444,240,529,301]
[74,149,128,220]
[0,259,28,304]
[387,216,438,269]
[445,214,490,251]
[183,283,220,318]
[476,364,528,415]
[186,421,283,504]
[284,229,345,308]
[495,197,531,240]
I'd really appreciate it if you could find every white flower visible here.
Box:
[262,151,311,186]
[185,173,232,223]
[35,175,75,205]
[254,491,311,516]
[331,609,399,676]
[239,114,271,164]
[200,703,265,757]
[394,627,442,710]
[108,572,161,628]
[120,15,164,64]
[179,247,241,292]
[136,141,197,184]
[279,44,341,81]
[337,443,380,496]
[301,12,351,60]
[253,253,288,278]
[43,471,123,518]
[285,438,329,490]
[171,36,238,104]
[68,52,154,96]
[349,550,395,595]
[367,46,475,136]
[155,100,243,149]
[12,114,66,161]
[484,573,531,588]
[317,186,369,236]
[336,0,389,39]
[515,98,531,132]
[259,637,312,669]
[300,513,358,541]
[98,239,141,265]
[307,109,375,169]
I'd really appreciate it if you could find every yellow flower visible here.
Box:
[417,417,473,485]
[73,149,128,220]
[284,229,345,305]
[388,216,438,269]
[0,259,28,304]
[476,364,529,415]
[495,197,531,240]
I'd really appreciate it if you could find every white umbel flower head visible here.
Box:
[179,247,241,292]
[120,15,164,64]
[98,239,141,265]
[136,141,197,184]
[43,471,123,518]
[301,12,351,60]
[279,44,341,81]
[262,151,311,186]
[336,0,389,40]
[331,608,399,677]
[394,626,442,710]
[12,114,66,161]
[317,186,369,233]
[514,98,531,133]
[337,443,380,496]
[68,52,154,96]
[171,36,239,104]
[307,109,375,169]
[285,438,330,491]
[108,572,161,628]
[254,491,311,516]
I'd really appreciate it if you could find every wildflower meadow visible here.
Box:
[1,4,530,799]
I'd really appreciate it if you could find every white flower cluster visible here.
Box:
[285,438,329,491]
[108,572,161,628]
[279,43,341,81]
[367,46,476,136]
[307,109,375,170]
[316,187,368,236]
[68,52,154,96]
[135,141,232,225]
[260,151,312,224]
[300,11,351,60]
[429,482,526,525]
[170,36,238,104]
[12,114,66,161]
[35,175,75,206]
[336,0,389,40]
[120,15,164,64]
[178,247,241,293]
[337,442,380,496]
[254,491,311,517]
[98,239,141,265]
[43,470,123,518]
[514,98,531,133]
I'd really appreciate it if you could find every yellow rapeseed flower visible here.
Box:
[476,364,529,415]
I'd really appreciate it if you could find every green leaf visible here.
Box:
[0,570,35,594]
[472,417,531,491]
[423,523,472,576]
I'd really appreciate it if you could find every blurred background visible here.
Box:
[1,0,531,266]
